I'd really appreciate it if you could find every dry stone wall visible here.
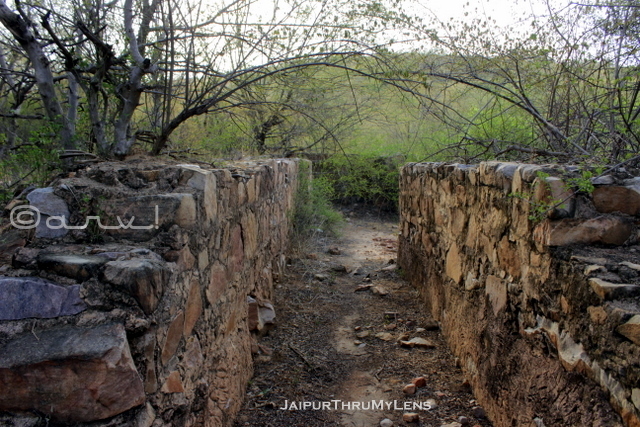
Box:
[399,162,640,427]
[0,158,302,426]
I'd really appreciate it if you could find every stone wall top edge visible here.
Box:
[402,161,639,187]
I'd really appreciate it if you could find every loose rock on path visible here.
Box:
[235,212,494,427]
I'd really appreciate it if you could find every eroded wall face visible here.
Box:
[0,159,301,426]
[399,162,640,427]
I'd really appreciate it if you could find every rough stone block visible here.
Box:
[485,275,507,316]
[25,187,70,239]
[184,279,203,336]
[37,253,107,281]
[593,186,640,216]
[99,193,197,241]
[536,216,634,247]
[589,278,640,300]
[102,259,168,314]
[161,371,185,394]
[247,296,276,333]
[161,311,185,365]
[207,262,228,304]
[0,276,85,320]
[445,243,462,284]
[0,323,144,422]
[533,176,574,217]
[617,315,640,345]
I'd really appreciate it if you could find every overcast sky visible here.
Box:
[419,0,566,28]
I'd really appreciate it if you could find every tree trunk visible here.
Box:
[0,0,75,151]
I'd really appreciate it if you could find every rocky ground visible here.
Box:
[235,210,494,427]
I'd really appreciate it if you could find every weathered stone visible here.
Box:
[135,403,156,427]
[241,211,258,258]
[584,264,606,275]
[536,216,634,247]
[572,255,610,265]
[37,253,107,281]
[99,193,197,240]
[458,415,471,426]
[557,330,590,373]
[166,244,196,272]
[184,279,203,336]
[356,330,370,339]
[161,311,185,365]
[632,389,640,412]
[591,175,615,186]
[472,406,486,418]
[593,186,640,216]
[207,262,227,304]
[0,276,85,320]
[371,285,390,296]
[621,261,640,272]
[497,236,521,278]
[0,229,26,265]
[0,323,145,422]
[182,336,204,378]
[445,243,463,284]
[375,332,394,341]
[589,278,640,300]
[102,259,168,314]
[617,315,640,345]
[465,272,481,291]
[26,187,70,239]
[485,275,507,316]
[10,246,39,268]
[403,384,416,395]
[533,176,574,217]
[412,376,427,388]
[400,337,435,349]
[230,224,244,274]
[161,371,185,394]
[588,306,608,324]
[141,330,157,394]
[402,413,420,423]
[380,418,394,427]
[247,297,276,333]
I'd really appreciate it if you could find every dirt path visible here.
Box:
[235,212,493,427]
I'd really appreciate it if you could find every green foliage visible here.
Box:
[315,154,402,212]
[509,171,558,223]
[510,167,603,223]
[291,161,343,247]
[0,127,61,202]
[566,167,604,194]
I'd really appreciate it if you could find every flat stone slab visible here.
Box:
[0,323,145,422]
[589,278,640,300]
[25,187,70,239]
[37,253,107,281]
[0,276,86,320]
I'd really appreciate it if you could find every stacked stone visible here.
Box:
[398,161,640,427]
[0,159,301,426]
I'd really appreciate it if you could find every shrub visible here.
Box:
[314,154,403,212]
[290,161,343,250]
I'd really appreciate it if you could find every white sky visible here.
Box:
[418,0,566,27]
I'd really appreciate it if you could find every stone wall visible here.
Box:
[0,158,302,426]
[398,162,640,427]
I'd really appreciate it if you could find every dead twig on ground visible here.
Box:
[289,343,314,369]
